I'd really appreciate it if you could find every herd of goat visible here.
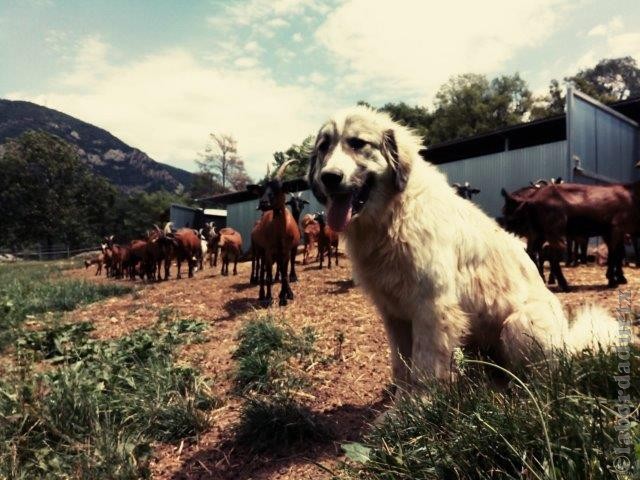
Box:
[87,166,640,307]
[457,177,640,291]
[87,160,340,306]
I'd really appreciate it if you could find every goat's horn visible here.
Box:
[273,159,298,180]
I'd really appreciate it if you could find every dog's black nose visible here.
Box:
[320,170,344,190]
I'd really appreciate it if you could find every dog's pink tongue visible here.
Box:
[327,196,353,232]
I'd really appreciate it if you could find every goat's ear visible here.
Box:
[302,199,309,205]
[472,188,481,194]
[381,129,410,192]
[500,188,508,198]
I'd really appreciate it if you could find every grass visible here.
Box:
[340,347,640,480]
[0,261,132,350]
[232,314,332,453]
[0,315,217,479]
[233,314,318,394]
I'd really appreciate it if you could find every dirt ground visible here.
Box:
[62,256,640,480]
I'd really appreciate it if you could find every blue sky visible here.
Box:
[1,0,639,179]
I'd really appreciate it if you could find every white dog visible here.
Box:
[308,106,618,388]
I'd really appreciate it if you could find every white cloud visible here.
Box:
[234,56,259,68]
[316,0,569,100]
[8,40,335,179]
[292,32,303,43]
[587,16,623,37]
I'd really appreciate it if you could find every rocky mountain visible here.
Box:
[0,99,192,193]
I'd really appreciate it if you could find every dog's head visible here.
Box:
[307,107,417,232]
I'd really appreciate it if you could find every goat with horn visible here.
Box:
[248,159,301,306]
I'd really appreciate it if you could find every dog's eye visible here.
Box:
[346,137,367,150]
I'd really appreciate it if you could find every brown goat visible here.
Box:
[502,181,640,290]
[248,160,301,306]
[84,253,104,276]
[314,213,339,269]
[301,213,320,265]
[165,227,201,279]
[219,230,243,276]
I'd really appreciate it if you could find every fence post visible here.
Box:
[67,246,70,259]
[38,245,42,261]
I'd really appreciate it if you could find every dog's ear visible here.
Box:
[308,131,328,204]
[381,129,410,192]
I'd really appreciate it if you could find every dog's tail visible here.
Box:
[566,304,620,352]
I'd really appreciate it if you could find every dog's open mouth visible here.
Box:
[326,175,374,232]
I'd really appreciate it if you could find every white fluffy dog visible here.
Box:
[308,106,618,388]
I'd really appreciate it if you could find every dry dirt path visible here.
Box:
[65,259,640,479]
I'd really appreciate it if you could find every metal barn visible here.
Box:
[201,89,640,252]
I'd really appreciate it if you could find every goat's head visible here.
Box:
[452,182,481,200]
[313,211,326,226]
[248,159,297,211]
[285,192,310,218]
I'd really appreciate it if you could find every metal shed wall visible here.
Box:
[436,140,568,217]
[568,89,639,183]
[226,191,325,254]
[169,205,197,229]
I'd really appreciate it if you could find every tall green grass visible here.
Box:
[0,262,132,349]
[341,348,640,480]
[0,317,217,479]
[232,314,332,453]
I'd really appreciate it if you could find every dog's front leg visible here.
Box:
[410,304,464,383]
[382,315,413,394]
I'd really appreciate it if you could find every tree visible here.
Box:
[196,133,251,192]
[532,57,640,119]
[270,135,315,181]
[0,131,118,249]
[428,73,533,144]
[378,102,431,140]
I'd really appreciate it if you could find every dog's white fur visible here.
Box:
[309,106,618,386]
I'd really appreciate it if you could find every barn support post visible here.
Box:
[566,85,574,183]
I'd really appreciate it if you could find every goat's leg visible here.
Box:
[233,254,238,275]
[258,256,266,301]
[279,254,293,306]
[335,244,339,266]
[188,256,195,278]
[264,258,273,306]
[318,245,324,270]
[549,242,569,292]
[176,258,182,279]
[614,243,627,285]
[289,246,298,282]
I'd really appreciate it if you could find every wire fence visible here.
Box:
[0,245,100,261]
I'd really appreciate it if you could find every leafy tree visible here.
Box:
[189,171,225,200]
[568,56,640,102]
[428,73,533,144]
[270,135,315,181]
[0,131,119,249]
[378,102,431,140]
[196,133,251,192]
[532,57,640,119]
